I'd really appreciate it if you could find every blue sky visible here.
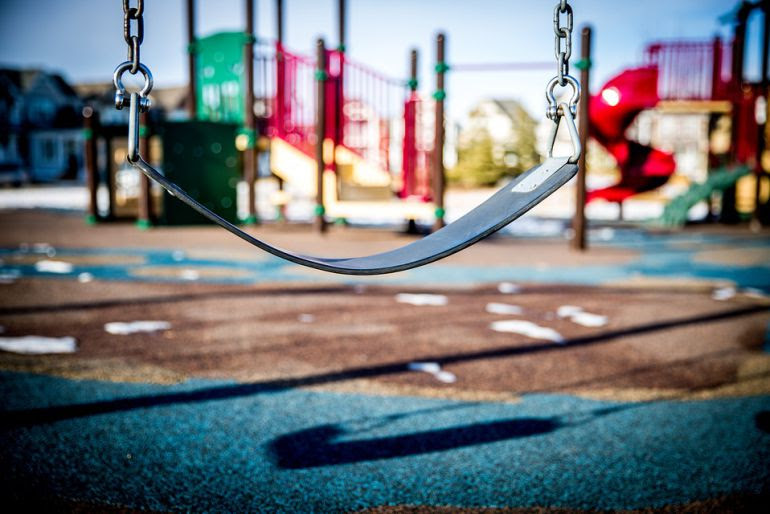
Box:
[0,0,756,121]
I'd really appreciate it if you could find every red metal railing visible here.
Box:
[644,39,732,101]
[256,41,432,199]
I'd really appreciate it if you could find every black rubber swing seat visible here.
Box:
[132,156,577,275]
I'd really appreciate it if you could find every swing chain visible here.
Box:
[114,0,152,163]
[553,0,573,86]
[123,0,144,74]
[545,1,581,163]
[546,0,579,122]
[114,0,153,118]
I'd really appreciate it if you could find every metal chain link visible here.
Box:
[114,0,152,124]
[544,0,581,162]
[545,0,579,121]
[553,0,573,85]
[123,0,144,74]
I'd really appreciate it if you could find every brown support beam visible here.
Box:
[315,38,328,233]
[137,111,152,228]
[186,0,197,119]
[243,0,258,224]
[572,26,592,251]
[723,3,750,223]
[83,106,99,224]
[105,137,116,220]
[432,33,447,231]
[275,0,287,221]
[338,0,346,51]
[754,0,770,227]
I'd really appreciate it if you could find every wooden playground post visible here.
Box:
[754,1,770,227]
[243,0,258,224]
[432,33,447,231]
[315,38,328,233]
[83,106,99,224]
[724,4,749,223]
[335,0,346,148]
[186,0,197,119]
[572,26,592,251]
[137,111,152,228]
[274,0,287,221]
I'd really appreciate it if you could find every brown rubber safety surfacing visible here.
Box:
[1,277,768,403]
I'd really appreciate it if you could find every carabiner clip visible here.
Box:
[547,102,581,164]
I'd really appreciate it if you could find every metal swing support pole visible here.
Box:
[572,26,592,251]
[315,38,328,233]
[243,0,258,224]
[753,0,770,227]
[186,0,197,118]
[432,33,447,232]
[83,106,99,224]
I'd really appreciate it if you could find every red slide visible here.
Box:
[587,67,676,203]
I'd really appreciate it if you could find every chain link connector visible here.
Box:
[545,74,580,120]
[113,61,153,112]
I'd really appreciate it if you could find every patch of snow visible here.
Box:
[298,314,315,323]
[490,320,565,343]
[485,302,523,315]
[743,287,769,299]
[407,361,456,383]
[408,362,441,373]
[0,269,21,284]
[104,321,171,335]
[77,272,94,283]
[556,305,583,318]
[32,243,56,257]
[434,370,457,383]
[35,260,73,274]
[557,305,608,327]
[0,336,77,354]
[179,269,200,281]
[569,312,608,328]
[497,282,521,294]
[712,287,736,301]
[395,293,448,306]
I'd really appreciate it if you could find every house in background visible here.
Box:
[451,98,540,187]
[0,68,84,184]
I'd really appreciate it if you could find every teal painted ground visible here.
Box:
[2,229,770,290]
[1,371,769,511]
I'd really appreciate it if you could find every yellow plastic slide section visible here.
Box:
[270,138,392,193]
[323,171,435,221]
[334,146,392,188]
[270,137,435,221]
[269,137,318,196]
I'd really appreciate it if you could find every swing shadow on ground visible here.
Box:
[0,304,767,429]
[270,417,561,469]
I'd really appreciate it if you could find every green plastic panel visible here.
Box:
[194,31,248,123]
[157,121,241,226]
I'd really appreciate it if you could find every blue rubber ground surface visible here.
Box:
[1,371,769,512]
[2,228,770,510]
[2,230,770,290]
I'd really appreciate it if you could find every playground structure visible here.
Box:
[586,1,770,226]
[83,0,770,244]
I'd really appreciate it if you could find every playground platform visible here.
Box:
[1,209,769,512]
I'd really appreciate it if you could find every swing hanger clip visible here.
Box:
[113,0,153,114]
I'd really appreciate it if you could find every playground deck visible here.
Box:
[1,210,769,512]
